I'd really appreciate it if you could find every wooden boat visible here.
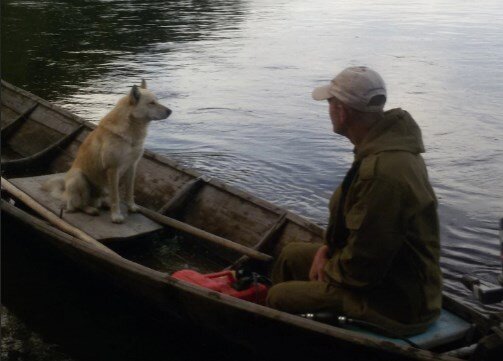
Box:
[1,80,500,361]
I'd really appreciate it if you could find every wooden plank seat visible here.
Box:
[9,174,163,242]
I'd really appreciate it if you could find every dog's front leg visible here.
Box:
[107,168,124,223]
[125,165,139,213]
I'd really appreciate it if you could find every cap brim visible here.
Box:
[312,85,332,101]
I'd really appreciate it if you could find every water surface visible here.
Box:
[2,0,502,359]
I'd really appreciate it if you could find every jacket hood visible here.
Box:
[355,108,425,161]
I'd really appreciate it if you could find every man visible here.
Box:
[266,66,442,336]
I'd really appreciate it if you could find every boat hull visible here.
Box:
[1,80,493,361]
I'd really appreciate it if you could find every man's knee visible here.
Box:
[272,242,321,283]
[266,283,290,310]
[279,242,320,268]
[280,242,312,258]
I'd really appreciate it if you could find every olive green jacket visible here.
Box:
[324,108,442,333]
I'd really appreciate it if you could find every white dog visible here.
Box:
[43,80,171,223]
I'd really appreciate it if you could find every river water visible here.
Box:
[2,0,502,359]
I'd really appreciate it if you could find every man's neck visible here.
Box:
[347,125,370,146]
[346,113,382,146]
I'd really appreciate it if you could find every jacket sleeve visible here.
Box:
[324,177,405,289]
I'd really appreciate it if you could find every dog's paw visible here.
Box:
[128,203,139,213]
[111,213,125,224]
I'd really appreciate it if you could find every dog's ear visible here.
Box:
[140,79,147,89]
[130,85,141,105]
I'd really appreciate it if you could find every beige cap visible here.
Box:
[312,66,387,112]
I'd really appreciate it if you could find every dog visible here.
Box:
[43,80,171,223]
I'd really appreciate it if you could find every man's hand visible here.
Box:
[309,245,330,281]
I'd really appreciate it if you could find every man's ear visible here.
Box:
[130,85,141,105]
[140,79,147,89]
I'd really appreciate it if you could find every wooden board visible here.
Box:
[10,174,163,242]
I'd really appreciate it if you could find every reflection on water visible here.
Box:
[2,0,503,359]
[1,0,247,100]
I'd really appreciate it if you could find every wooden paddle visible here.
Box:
[137,205,273,262]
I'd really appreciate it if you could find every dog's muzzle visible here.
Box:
[152,107,172,121]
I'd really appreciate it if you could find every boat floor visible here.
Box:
[9,174,163,242]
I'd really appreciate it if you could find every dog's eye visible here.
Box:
[149,101,156,105]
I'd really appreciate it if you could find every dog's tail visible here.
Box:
[41,174,66,200]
